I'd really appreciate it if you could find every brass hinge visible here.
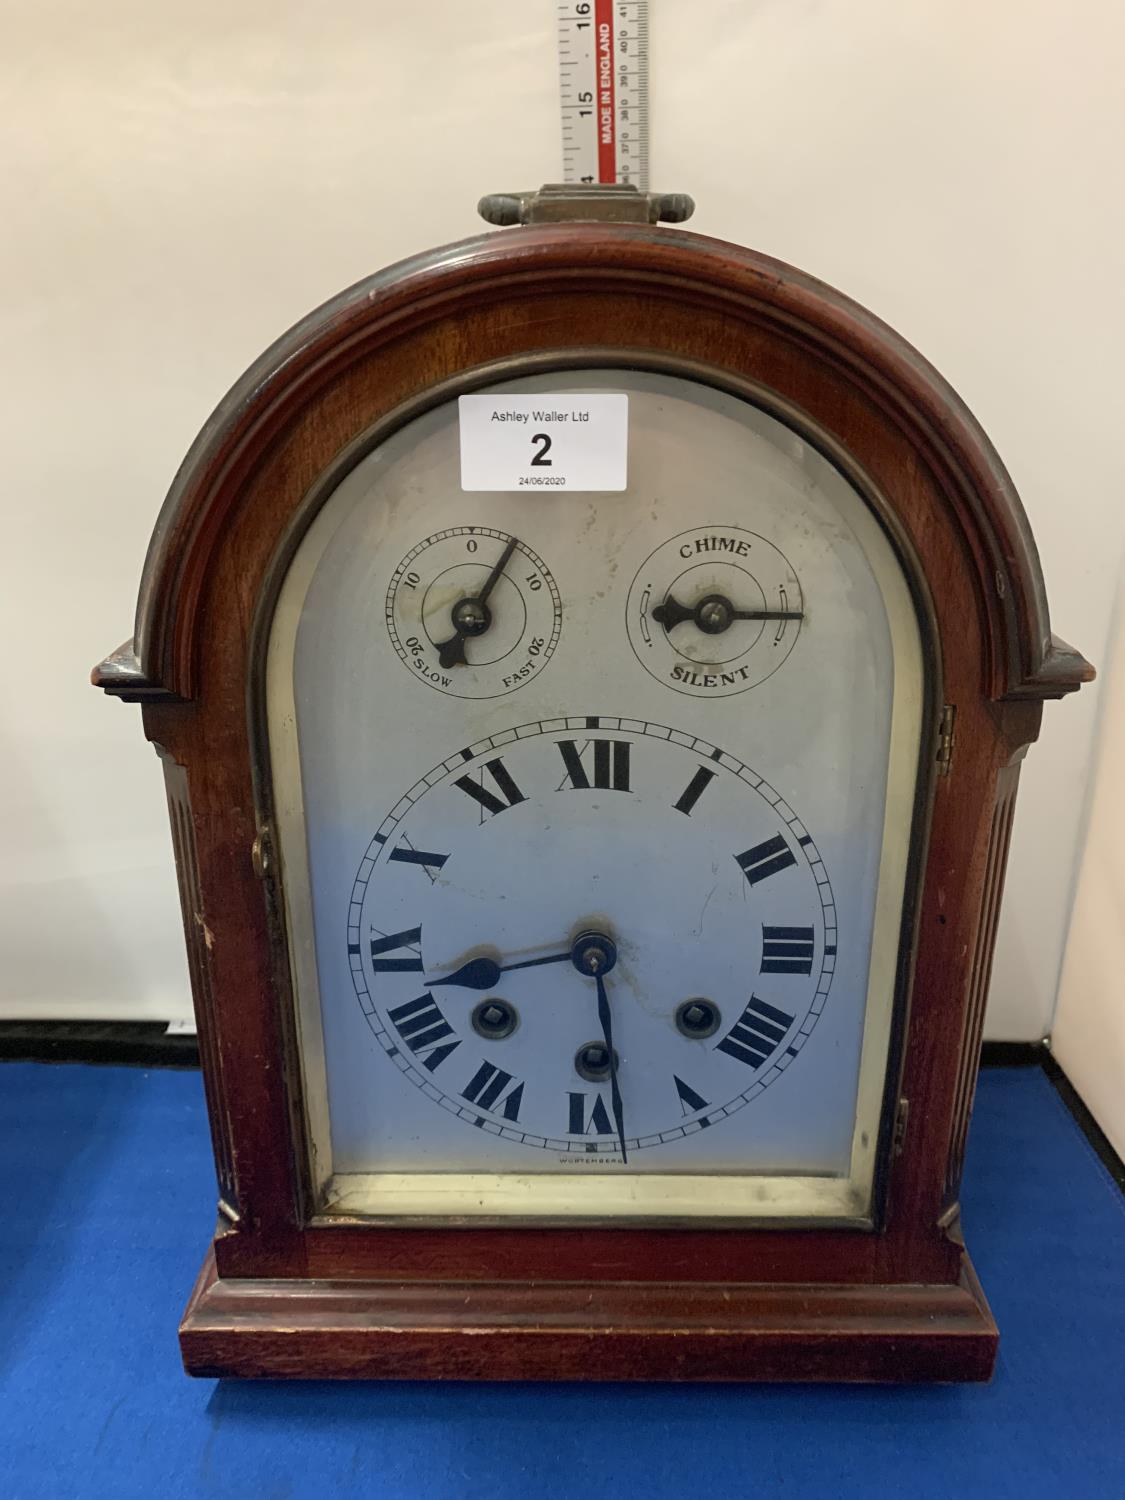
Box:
[937,704,956,776]
[251,824,273,881]
[893,1097,910,1155]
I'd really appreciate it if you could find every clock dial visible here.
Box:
[626,526,804,696]
[349,718,836,1156]
[267,368,924,1220]
[385,525,561,698]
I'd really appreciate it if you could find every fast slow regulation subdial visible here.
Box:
[386,526,562,699]
[625,525,804,698]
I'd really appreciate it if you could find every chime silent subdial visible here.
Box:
[625,525,804,697]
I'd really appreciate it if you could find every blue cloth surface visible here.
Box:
[1,1062,1121,1499]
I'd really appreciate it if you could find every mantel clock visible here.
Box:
[95,184,1092,1382]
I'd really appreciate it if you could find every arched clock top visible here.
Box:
[92,219,1092,705]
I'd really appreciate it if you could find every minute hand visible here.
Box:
[477,535,519,606]
[594,969,628,1165]
[729,607,803,620]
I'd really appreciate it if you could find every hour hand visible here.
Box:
[435,630,470,670]
[429,949,573,990]
[650,593,696,631]
[429,955,500,989]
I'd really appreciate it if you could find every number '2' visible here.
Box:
[530,433,553,467]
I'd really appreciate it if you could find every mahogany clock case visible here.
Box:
[94,216,1091,1382]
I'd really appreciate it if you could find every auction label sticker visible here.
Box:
[458,394,628,491]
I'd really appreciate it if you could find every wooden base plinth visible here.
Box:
[180,1247,997,1383]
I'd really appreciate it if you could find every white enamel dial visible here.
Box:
[349,717,836,1156]
[267,369,925,1222]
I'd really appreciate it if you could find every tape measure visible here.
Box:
[557,1,650,190]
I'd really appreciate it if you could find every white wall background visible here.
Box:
[1054,579,1125,1158]
[3,2,1122,1041]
